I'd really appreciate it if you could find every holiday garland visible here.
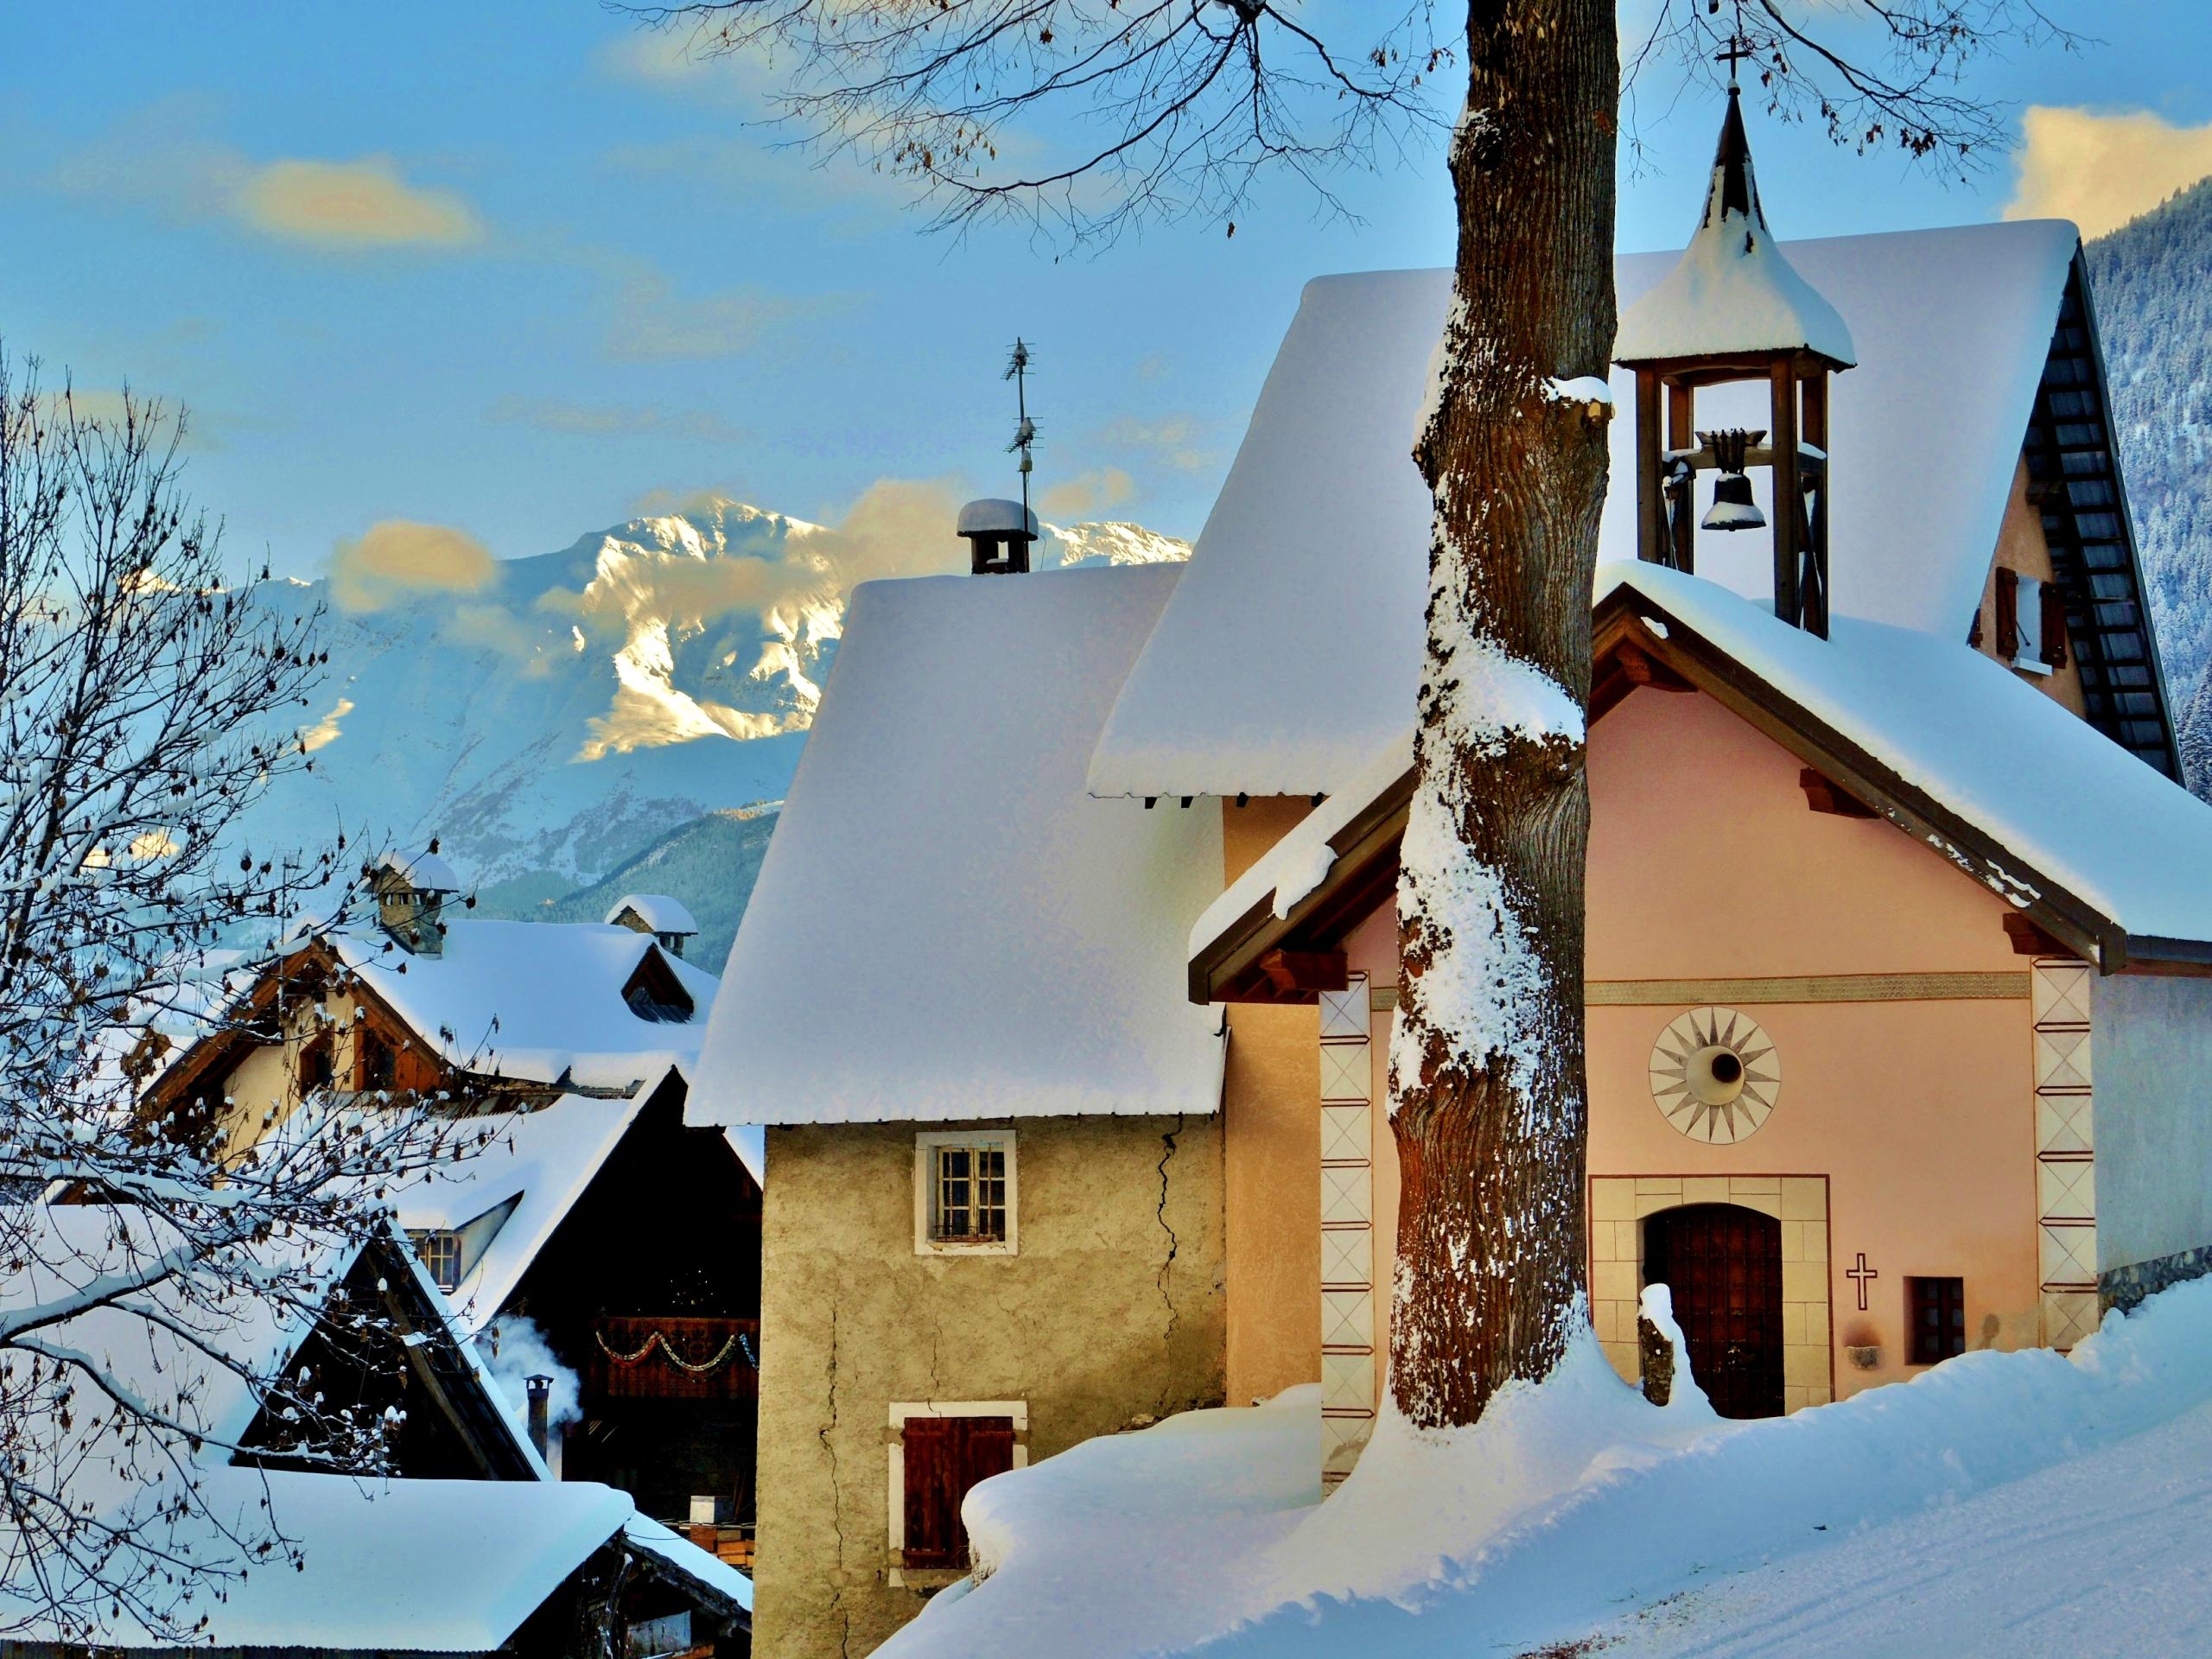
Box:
[594,1325,760,1373]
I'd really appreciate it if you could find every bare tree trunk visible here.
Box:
[1390,0,1617,1429]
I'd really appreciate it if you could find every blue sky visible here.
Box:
[3,1,2209,579]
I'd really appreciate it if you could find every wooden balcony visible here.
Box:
[588,1316,760,1402]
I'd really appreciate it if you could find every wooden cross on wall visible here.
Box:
[1847,1252,1879,1312]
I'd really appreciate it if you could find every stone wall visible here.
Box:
[751,1114,1225,1659]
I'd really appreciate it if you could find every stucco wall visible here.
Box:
[753,1114,1225,1659]
[1221,798,1322,1408]
[2092,972,2212,1281]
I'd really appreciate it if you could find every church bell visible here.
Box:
[1702,470,1766,532]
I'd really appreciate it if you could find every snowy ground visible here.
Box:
[887,1280,2212,1658]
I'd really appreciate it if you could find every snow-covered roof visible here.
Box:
[626,1515,755,1616]
[395,1089,656,1320]
[690,565,1228,1127]
[98,1470,635,1653]
[1088,220,2080,799]
[606,892,698,934]
[1615,88,1856,368]
[0,1206,741,1653]
[373,846,461,892]
[335,918,719,1090]
[1191,563,2212,970]
[958,497,1041,537]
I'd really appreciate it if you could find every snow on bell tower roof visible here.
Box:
[1615,87,1857,371]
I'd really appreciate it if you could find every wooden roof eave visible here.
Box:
[1188,766,1416,1005]
[1190,588,2195,997]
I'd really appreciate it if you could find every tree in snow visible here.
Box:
[636,1,2073,1427]
[0,356,485,1641]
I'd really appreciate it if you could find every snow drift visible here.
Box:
[891,1277,2212,1658]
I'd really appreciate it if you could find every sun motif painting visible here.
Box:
[1649,1006,1782,1143]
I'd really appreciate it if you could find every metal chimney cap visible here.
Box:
[957,498,1039,539]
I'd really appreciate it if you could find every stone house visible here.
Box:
[688,563,1227,1658]
[690,99,2212,1656]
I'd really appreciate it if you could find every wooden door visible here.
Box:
[1643,1204,1784,1419]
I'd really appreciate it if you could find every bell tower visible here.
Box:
[1614,76,1856,636]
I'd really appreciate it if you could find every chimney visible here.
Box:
[525,1373,551,1460]
[958,498,1039,575]
[369,845,462,957]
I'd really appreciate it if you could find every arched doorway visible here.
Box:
[1643,1203,1784,1419]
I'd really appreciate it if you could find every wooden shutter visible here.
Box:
[1993,569,2020,660]
[2041,582,2069,670]
[901,1414,1015,1569]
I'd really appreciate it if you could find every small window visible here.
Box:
[914,1132,1016,1255]
[359,1029,396,1092]
[411,1230,463,1294]
[1907,1275,1967,1365]
[298,1032,334,1094]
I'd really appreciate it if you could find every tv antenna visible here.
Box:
[1005,338,1037,520]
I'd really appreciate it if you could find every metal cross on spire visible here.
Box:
[1004,338,1037,521]
[1715,35,1756,88]
[1716,0,1755,89]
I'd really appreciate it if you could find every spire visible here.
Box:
[1707,86,1757,230]
[1615,87,1856,370]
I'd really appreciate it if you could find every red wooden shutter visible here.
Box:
[1994,569,2020,659]
[902,1415,959,1568]
[962,1415,1015,1495]
[902,1415,1015,1570]
[2041,582,2069,670]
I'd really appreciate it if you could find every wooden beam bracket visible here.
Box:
[1799,767,1878,818]
[1259,949,1349,997]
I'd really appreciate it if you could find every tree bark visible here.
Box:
[1389,0,1616,1429]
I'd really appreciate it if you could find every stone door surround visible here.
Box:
[1589,1173,1834,1412]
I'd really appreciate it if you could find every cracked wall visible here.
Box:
[752,1114,1226,1659]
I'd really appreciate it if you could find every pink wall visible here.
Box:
[1338,683,2042,1408]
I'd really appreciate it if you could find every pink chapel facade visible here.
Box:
[1215,637,2085,1478]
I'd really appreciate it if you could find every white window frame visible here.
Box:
[886,1399,1028,1588]
[913,1129,1018,1256]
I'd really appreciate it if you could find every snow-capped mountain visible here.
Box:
[237,497,1186,905]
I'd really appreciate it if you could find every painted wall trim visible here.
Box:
[1369,972,2030,1011]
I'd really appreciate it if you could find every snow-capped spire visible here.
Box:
[1616,86,1857,370]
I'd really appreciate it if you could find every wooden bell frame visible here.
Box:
[1626,349,1846,639]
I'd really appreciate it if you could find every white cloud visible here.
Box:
[1092,413,1219,474]
[54,104,482,251]
[328,521,498,613]
[1039,467,1136,518]
[603,272,809,362]
[235,156,480,248]
[2005,107,2212,240]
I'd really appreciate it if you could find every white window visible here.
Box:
[913,1130,1017,1255]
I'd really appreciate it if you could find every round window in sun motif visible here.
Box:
[1649,1006,1780,1144]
